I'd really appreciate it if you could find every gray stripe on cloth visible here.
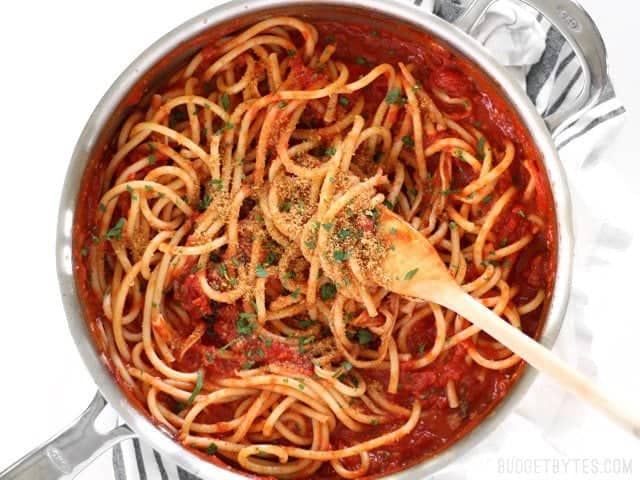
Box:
[545,68,583,116]
[554,51,577,79]
[154,451,170,480]
[133,439,148,480]
[435,0,465,22]
[526,27,566,102]
[556,106,625,150]
[178,466,203,480]
[113,443,127,480]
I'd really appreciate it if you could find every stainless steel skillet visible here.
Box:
[1,0,612,478]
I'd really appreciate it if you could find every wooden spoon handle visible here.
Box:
[439,289,640,439]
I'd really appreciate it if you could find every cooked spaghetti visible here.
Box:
[75,16,555,479]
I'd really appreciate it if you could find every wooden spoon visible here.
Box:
[374,207,640,438]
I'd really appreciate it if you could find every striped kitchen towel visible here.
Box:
[97,1,627,479]
[434,0,625,151]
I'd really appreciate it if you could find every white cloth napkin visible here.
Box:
[94,2,635,480]
[470,1,547,87]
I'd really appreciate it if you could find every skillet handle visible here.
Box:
[452,0,612,140]
[0,393,134,480]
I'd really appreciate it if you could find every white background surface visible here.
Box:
[0,1,638,479]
